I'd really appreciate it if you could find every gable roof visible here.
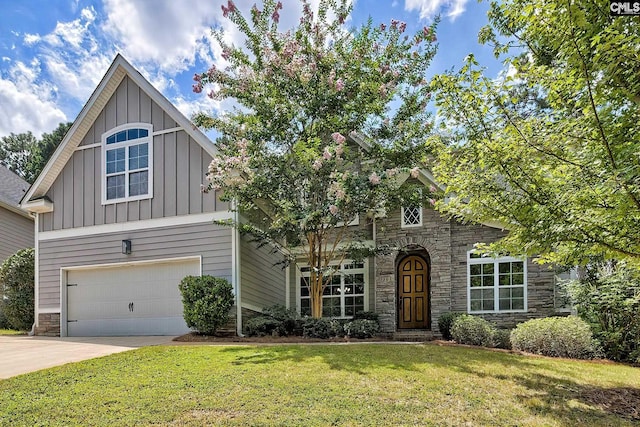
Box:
[21,54,217,206]
[0,164,32,219]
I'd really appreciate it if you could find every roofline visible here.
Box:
[0,200,33,220]
[22,54,217,204]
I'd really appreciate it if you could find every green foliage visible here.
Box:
[565,262,640,363]
[437,311,464,340]
[194,0,438,317]
[244,304,301,337]
[450,314,496,347]
[344,319,380,338]
[510,316,601,360]
[244,316,282,337]
[492,329,512,350]
[0,122,71,183]
[353,310,379,322]
[178,275,234,335]
[431,0,640,265]
[302,317,344,339]
[0,302,11,329]
[0,248,34,331]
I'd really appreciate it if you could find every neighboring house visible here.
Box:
[0,164,33,263]
[21,54,557,338]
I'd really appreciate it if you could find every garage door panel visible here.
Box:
[66,259,199,336]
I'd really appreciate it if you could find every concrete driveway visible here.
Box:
[0,335,174,379]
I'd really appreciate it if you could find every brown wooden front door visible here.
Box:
[398,255,429,329]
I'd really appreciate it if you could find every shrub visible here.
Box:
[510,316,601,359]
[353,311,379,322]
[564,262,640,363]
[262,304,301,336]
[243,305,301,337]
[0,248,35,331]
[492,329,512,350]
[344,319,380,338]
[244,316,282,337]
[451,314,495,347]
[438,312,464,340]
[302,317,344,338]
[178,275,234,335]
[0,302,10,329]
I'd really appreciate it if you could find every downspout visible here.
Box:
[29,213,39,336]
[231,205,243,336]
[372,217,377,313]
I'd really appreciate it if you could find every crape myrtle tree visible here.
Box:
[430,0,640,266]
[193,0,437,317]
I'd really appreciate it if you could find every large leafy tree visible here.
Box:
[430,0,640,266]
[194,0,437,317]
[0,122,71,183]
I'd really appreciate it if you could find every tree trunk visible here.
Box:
[310,271,323,318]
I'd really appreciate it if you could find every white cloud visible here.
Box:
[0,61,66,138]
[404,0,468,20]
[101,0,221,73]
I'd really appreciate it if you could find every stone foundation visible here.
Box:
[35,313,60,336]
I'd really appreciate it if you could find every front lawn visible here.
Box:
[0,329,25,336]
[0,343,638,426]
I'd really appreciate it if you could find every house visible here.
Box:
[21,55,557,337]
[0,165,33,263]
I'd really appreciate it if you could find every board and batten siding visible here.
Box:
[239,236,286,312]
[0,208,33,262]
[37,222,232,310]
[38,75,226,233]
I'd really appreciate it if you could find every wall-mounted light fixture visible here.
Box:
[122,239,132,255]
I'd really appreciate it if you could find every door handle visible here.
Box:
[128,302,134,312]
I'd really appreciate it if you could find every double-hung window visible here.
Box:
[467,251,527,313]
[298,261,368,318]
[102,124,153,204]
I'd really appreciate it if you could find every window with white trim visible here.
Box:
[298,261,368,318]
[101,124,153,204]
[467,252,527,313]
[401,206,422,227]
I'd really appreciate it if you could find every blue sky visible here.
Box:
[0,0,502,139]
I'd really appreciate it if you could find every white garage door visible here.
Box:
[66,258,199,336]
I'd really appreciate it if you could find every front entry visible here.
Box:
[397,255,429,329]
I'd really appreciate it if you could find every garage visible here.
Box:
[65,258,200,336]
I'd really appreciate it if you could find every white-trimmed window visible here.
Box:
[101,123,153,204]
[401,206,422,227]
[467,251,527,313]
[298,261,368,318]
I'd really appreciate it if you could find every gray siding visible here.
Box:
[37,222,232,309]
[39,76,226,232]
[0,208,33,262]
[240,236,286,310]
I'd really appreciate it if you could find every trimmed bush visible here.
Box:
[353,311,379,322]
[244,305,301,337]
[262,305,301,336]
[0,248,34,331]
[178,275,234,335]
[492,329,512,350]
[438,312,464,340]
[451,314,495,347]
[344,319,380,338]
[302,318,343,338]
[510,316,601,359]
[244,316,282,337]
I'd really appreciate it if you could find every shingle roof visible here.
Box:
[0,164,30,209]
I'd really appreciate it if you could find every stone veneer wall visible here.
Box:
[36,313,60,336]
[374,207,556,335]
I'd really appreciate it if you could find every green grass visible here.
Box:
[0,344,638,426]
[0,329,25,335]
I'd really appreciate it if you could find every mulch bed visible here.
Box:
[172,332,392,344]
